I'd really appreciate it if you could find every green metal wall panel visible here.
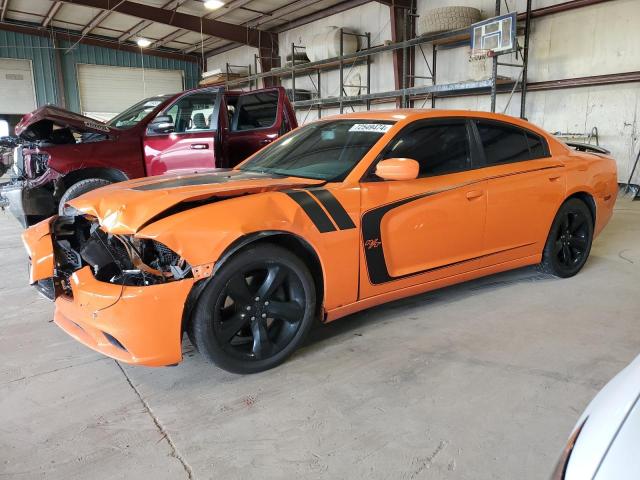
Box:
[0,30,58,106]
[0,30,200,113]
[59,40,200,113]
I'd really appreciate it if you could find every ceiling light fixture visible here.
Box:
[137,38,152,48]
[204,0,225,10]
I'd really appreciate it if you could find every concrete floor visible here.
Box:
[1,201,639,480]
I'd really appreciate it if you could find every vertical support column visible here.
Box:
[317,68,322,119]
[291,42,296,111]
[401,14,408,107]
[490,0,500,112]
[339,28,344,114]
[431,46,437,109]
[390,0,416,108]
[52,33,67,109]
[520,0,532,119]
[253,53,258,90]
[366,32,371,111]
[259,38,279,88]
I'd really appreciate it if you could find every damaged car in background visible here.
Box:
[1,86,296,227]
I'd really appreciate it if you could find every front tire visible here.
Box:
[539,198,594,278]
[189,244,316,373]
[58,178,112,216]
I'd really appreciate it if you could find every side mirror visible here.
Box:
[148,115,175,134]
[375,158,419,181]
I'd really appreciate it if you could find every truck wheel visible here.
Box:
[58,178,112,216]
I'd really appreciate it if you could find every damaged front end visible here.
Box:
[51,215,192,296]
[23,214,197,366]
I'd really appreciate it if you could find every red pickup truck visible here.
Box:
[1,86,297,227]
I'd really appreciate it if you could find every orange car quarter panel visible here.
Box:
[55,267,194,366]
[483,158,566,262]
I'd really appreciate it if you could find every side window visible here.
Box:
[475,120,548,164]
[231,91,279,131]
[155,92,216,134]
[382,120,471,177]
[525,131,548,159]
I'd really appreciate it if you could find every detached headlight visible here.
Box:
[551,418,587,480]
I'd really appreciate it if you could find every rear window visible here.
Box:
[475,120,549,165]
[231,91,279,131]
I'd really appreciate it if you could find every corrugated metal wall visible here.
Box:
[0,30,200,113]
[59,40,200,113]
[0,30,58,106]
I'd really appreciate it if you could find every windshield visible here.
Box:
[239,120,394,181]
[107,95,174,129]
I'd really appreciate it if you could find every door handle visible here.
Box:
[190,143,209,150]
[465,190,484,200]
[548,174,561,182]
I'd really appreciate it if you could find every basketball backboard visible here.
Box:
[470,12,517,59]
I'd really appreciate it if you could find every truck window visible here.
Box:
[161,92,218,134]
[231,91,278,131]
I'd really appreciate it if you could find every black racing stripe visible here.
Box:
[307,189,356,230]
[285,191,336,233]
[132,170,281,191]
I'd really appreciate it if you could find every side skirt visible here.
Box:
[324,254,541,323]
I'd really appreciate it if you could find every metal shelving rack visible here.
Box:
[224,0,532,119]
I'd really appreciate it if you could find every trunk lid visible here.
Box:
[68,169,325,234]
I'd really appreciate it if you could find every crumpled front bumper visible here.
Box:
[22,217,196,367]
[56,268,194,366]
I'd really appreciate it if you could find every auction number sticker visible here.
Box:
[348,124,392,133]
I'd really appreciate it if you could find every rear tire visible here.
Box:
[58,178,112,216]
[539,198,594,278]
[189,244,316,374]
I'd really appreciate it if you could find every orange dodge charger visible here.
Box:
[23,110,618,373]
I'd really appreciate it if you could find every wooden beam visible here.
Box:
[81,9,111,35]
[0,21,201,63]
[118,0,187,43]
[0,0,9,22]
[42,1,63,27]
[152,28,186,49]
[59,0,277,49]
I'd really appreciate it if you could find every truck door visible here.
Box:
[143,89,221,176]
[220,87,294,168]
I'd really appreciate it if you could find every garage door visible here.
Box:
[0,58,37,115]
[77,64,183,121]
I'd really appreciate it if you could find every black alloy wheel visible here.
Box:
[540,198,594,278]
[189,244,316,373]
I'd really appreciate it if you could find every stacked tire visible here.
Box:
[418,7,481,36]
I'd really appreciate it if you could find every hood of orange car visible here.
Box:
[69,169,325,234]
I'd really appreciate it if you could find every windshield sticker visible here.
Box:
[83,121,110,132]
[144,100,162,107]
[348,124,392,133]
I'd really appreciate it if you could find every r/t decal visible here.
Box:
[365,238,382,250]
